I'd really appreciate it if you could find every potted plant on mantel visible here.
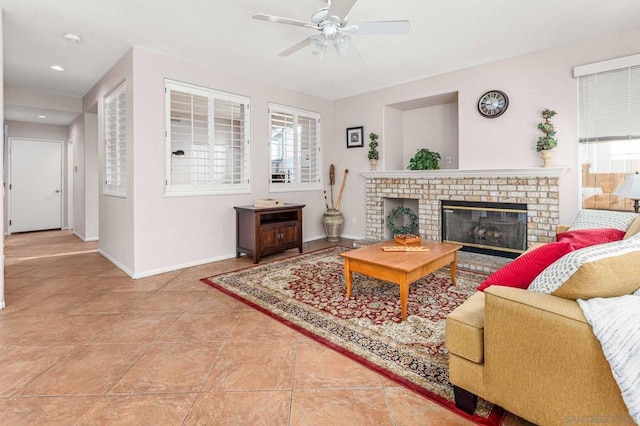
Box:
[407,148,441,170]
[536,108,558,167]
[368,132,379,171]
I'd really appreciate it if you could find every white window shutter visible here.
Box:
[165,80,250,196]
[269,103,321,191]
[104,82,127,197]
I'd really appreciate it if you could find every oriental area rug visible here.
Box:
[201,246,504,425]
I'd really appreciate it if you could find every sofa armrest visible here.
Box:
[482,286,630,425]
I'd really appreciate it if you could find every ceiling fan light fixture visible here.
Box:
[310,34,327,54]
[334,33,351,57]
[254,0,410,59]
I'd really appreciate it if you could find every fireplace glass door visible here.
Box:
[441,201,527,258]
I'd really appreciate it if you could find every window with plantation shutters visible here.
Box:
[165,80,250,195]
[576,55,640,211]
[103,82,127,197]
[269,103,321,191]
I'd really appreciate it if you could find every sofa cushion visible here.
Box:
[477,242,575,292]
[528,234,640,299]
[556,228,626,249]
[624,217,640,239]
[445,291,485,363]
[568,209,639,232]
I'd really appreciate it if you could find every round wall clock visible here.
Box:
[477,90,509,118]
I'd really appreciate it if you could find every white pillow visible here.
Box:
[568,209,639,232]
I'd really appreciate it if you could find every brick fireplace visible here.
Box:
[363,168,567,250]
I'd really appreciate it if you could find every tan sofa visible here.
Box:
[445,221,636,425]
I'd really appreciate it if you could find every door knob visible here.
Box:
[55,189,61,193]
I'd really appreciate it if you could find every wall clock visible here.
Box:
[477,90,509,118]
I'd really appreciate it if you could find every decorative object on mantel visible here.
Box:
[536,108,558,167]
[613,171,640,213]
[368,132,379,171]
[408,148,441,170]
[346,126,364,148]
[322,164,349,241]
[387,206,419,236]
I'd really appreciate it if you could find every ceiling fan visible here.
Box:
[252,0,410,60]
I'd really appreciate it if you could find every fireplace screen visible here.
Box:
[441,200,527,257]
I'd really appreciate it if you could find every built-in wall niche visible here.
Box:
[383,92,459,171]
[383,198,419,239]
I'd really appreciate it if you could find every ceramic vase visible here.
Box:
[540,150,552,167]
[370,159,377,171]
[322,209,344,242]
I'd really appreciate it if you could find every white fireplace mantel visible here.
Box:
[361,167,570,179]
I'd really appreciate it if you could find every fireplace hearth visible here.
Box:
[441,200,527,258]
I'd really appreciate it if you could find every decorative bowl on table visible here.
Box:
[394,234,421,245]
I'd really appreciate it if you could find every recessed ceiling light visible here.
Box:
[49,65,65,71]
[63,32,83,43]
[37,115,47,119]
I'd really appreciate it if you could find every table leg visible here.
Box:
[400,281,409,321]
[450,252,457,286]
[344,260,353,299]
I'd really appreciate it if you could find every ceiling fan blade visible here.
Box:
[278,38,313,57]
[252,13,317,29]
[345,20,411,35]
[327,0,358,22]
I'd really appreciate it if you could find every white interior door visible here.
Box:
[9,138,63,233]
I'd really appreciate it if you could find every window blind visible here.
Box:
[269,104,321,191]
[578,62,640,211]
[165,80,250,195]
[579,65,640,142]
[104,82,127,197]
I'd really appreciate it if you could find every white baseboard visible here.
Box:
[101,234,366,280]
[130,252,239,279]
[73,230,99,242]
[98,249,135,278]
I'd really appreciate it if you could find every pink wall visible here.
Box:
[6,120,68,141]
[331,25,640,235]
[83,50,134,274]
[0,11,5,308]
[68,115,85,238]
[68,113,98,241]
[130,47,333,276]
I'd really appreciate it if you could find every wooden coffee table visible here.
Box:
[340,240,463,321]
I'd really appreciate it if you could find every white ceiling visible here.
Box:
[3,0,640,125]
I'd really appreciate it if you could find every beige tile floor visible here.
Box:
[0,230,529,425]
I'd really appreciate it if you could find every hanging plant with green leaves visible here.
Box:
[386,206,419,236]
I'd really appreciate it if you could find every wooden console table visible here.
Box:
[234,204,305,263]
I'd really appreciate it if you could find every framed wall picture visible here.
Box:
[346,126,364,148]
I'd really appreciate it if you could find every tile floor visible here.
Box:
[0,231,529,425]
